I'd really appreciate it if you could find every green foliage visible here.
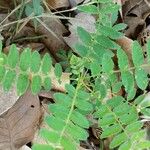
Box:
[0,44,62,96]
[34,85,91,149]
[2,0,150,150]
[33,0,150,149]
[25,0,43,17]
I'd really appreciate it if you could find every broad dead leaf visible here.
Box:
[122,0,150,39]
[33,16,68,60]
[116,36,133,60]
[0,86,19,116]
[0,90,42,150]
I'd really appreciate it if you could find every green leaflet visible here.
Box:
[74,44,88,57]
[101,124,122,138]
[32,0,43,15]
[0,41,2,53]
[77,27,92,44]
[77,90,90,101]
[113,23,127,31]
[138,95,150,109]
[3,70,16,91]
[25,0,43,17]
[98,25,123,39]
[70,110,89,128]
[49,104,70,120]
[43,77,51,91]
[99,113,116,126]
[96,83,107,99]
[110,133,127,149]
[75,99,93,112]
[95,104,110,118]
[19,48,31,71]
[135,68,148,90]
[7,44,19,69]
[121,71,134,94]
[32,144,54,150]
[61,136,76,150]
[25,3,33,17]
[134,94,145,105]
[45,116,65,132]
[125,121,143,133]
[31,75,42,94]
[77,5,98,14]
[41,53,52,75]
[54,63,62,80]
[137,141,150,149]
[0,66,5,82]
[132,41,144,67]
[117,48,129,70]
[100,3,120,14]
[127,88,136,100]
[114,103,131,116]
[97,0,112,3]
[112,82,122,93]
[17,73,29,96]
[119,109,138,125]
[107,96,124,108]
[119,141,131,150]
[40,128,60,143]
[102,54,114,74]
[66,122,88,141]
[54,93,72,107]
[90,61,101,76]
[31,51,41,73]
[95,35,118,49]
[93,43,114,61]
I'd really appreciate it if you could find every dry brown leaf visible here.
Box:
[34,16,68,60]
[39,90,55,99]
[116,36,133,60]
[64,13,96,49]
[0,86,19,116]
[46,0,70,9]
[0,90,42,150]
[122,0,150,39]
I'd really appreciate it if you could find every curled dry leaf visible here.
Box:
[0,90,42,150]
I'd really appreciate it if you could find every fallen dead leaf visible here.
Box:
[33,15,68,60]
[122,0,150,39]
[46,0,70,9]
[0,90,42,150]
[0,86,19,116]
[116,36,133,60]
